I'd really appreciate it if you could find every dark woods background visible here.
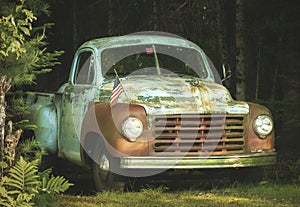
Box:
[38,0,299,172]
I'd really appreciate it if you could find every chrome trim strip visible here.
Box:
[120,153,276,169]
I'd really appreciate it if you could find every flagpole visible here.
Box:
[113,69,130,102]
[152,45,161,75]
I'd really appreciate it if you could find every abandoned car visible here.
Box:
[26,33,276,191]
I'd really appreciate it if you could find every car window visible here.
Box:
[75,51,95,84]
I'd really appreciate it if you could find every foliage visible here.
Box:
[0,156,73,207]
[17,138,43,161]
[39,168,73,194]
[33,193,57,207]
[0,0,63,132]
[0,104,72,206]
[0,2,72,207]
[0,0,36,59]
[0,0,63,86]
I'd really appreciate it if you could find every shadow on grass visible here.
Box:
[52,158,265,196]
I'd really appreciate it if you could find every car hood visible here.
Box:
[99,75,249,115]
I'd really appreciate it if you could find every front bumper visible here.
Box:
[120,153,276,169]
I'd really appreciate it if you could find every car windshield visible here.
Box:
[101,44,208,78]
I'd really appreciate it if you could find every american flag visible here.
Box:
[110,76,124,104]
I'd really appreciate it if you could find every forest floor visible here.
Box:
[54,160,300,207]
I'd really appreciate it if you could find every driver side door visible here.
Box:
[59,49,98,164]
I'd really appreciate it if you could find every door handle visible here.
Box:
[64,92,75,100]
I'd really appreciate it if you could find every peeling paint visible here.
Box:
[99,75,249,115]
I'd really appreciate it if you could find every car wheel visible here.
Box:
[93,141,125,191]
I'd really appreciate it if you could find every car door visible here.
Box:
[59,49,98,164]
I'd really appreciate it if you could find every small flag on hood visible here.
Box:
[110,75,124,104]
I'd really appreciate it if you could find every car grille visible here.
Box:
[151,114,246,156]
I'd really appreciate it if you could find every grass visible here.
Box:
[57,183,300,207]
[53,159,300,207]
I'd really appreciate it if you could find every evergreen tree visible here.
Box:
[0,0,63,121]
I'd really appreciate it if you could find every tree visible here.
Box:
[0,0,63,87]
[0,0,63,164]
[235,0,246,101]
[0,0,63,123]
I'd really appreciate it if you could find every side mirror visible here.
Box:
[221,63,231,83]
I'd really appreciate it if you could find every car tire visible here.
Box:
[93,141,125,191]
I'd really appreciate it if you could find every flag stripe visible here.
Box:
[111,85,124,101]
[111,86,124,104]
[110,76,124,104]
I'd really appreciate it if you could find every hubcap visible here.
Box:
[99,154,109,179]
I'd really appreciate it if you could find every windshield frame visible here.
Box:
[99,44,213,81]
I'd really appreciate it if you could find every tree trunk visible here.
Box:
[108,0,115,36]
[72,0,78,52]
[255,36,262,100]
[0,76,22,168]
[216,1,231,87]
[235,0,247,101]
[271,5,285,101]
[0,76,11,149]
[216,1,228,64]
[152,0,158,30]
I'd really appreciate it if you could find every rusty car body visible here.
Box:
[26,34,276,191]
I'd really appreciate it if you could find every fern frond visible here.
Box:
[0,185,9,198]
[3,177,23,191]
[6,190,21,195]
[4,157,40,194]
[38,167,52,178]
[2,194,17,207]
[42,175,73,194]
[0,161,8,169]
[1,157,72,206]
[0,199,14,207]
[0,201,10,207]
[17,192,35,203]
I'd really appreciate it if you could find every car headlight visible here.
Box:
[253,115,273,138]
[122,117,143,142]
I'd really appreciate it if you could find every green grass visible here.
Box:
[57,183,300,207]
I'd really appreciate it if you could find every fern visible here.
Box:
[39,167,74,194]
[42,175,73,194]
[0,157,73,207]
[3,157,40,194]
